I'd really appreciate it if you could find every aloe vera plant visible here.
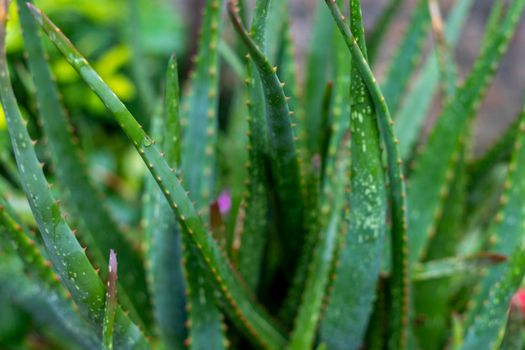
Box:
[1,0,525,349]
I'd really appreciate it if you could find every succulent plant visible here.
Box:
[0,0,525,349]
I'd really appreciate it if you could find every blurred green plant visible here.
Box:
[0,0,524,349]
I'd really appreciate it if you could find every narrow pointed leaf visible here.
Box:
[462,105,525,348]
[236,0,271,291]
[0,253,99,350]
[0,5,149,347]
[180,0,226,347]
[325,2,410,348]
[0,198,99,349]
[321,1,387,348]
[287,137,349,350]
[228,0,305,269]
[16,0,151,326]
[144,55,186,350]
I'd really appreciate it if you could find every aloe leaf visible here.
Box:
[228,0,305,269]
[180,1,226,348]
[0,254,98,350]
[321,0,351,186]
[0,198,99,349]
[103,250,118,350]
[278,153,325,324]
[325,2,410,348]
[287,136,348,350]
[144,55,186,350]
[274,16,306,166]
[407,0,525,264]
[395,0,473,160]
[304,1,334,156]
[462,248,525,349]
[320,1,387,348]
[0,6,149,348]
[236,0,270,292]
[413,146,466,348]
[462,105,525,348]
[381,0,430,114]
[367,0,403,64]
[261,0,324,323]
[268,5,310,280]
[286,213,342,350]
[28,5,287,348]
[181,0,221,213]
[461,163,508,257]
[16,0,151,327]
[0,196,65,300]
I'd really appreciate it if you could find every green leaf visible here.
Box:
[462,249,525,350]
[287,130,349,350]
[325,2,410,348]
[0,6,149,347]
[0,198,99,349]
[413,149,467,348]
[17,0,151,327]
[144,55,186,350]
[228,0,305,271]
[236,0,270,292]
[321,1,387,348]
[462,105,525,348]
[180,0,226,348]
[273,9,307,168]
[28,4,287,348]
[0,254,99,350]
